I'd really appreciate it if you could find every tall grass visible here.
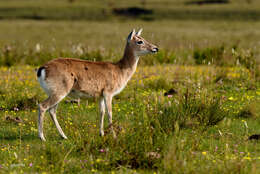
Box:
[0,44,258,69]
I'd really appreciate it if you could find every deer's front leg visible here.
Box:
[99,97,105,136]
[104,95,117,138]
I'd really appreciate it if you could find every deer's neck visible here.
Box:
[117,43,139,79]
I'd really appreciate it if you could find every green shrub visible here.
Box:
[145,77,171,91]
[141,50,177,65]
[155,90,226,133]
[193,45,225,65]
[236,101,259,119]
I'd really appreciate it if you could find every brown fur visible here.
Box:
[41,58,123,97]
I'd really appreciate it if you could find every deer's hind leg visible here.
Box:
[37,69,75,141]
[49,104,67,139]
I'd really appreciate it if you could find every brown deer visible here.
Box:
[37,29,158,141]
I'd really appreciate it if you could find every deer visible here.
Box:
[36,29,158,141]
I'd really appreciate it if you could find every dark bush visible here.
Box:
[156,90,226,133]
[193,45,225,65]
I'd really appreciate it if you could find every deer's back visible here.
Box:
[40,58,123,97]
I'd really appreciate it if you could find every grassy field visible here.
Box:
[0,65,259,173]
[0,0,260,173]
[1,19,260,67]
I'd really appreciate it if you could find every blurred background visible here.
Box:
[0,0,259,68]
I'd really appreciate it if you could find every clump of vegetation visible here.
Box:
[0,93,40,111]
[12,95,40,111]
[236,101,259,119]
[150,49,176,65]
[193,45,225,65]
[141,49,176,65]
[155,90,226,134]
[145,77,172,91]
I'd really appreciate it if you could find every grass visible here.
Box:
[0,19,260,66]
[0,64,259,173]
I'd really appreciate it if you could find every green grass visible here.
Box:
[0,65,259,173]
[0,19,260,66]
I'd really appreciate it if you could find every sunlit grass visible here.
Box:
[0,64,258,173]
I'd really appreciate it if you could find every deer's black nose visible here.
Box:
[152,47,159,53]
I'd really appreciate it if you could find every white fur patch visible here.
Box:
[136,50,151,56]
[38,69,51,95]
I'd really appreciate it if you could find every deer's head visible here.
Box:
[127,29,158,56]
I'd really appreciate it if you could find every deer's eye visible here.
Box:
[137,41,143,45]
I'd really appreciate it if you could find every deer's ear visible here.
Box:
[136,28,143,36]
[127,29,135,42]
